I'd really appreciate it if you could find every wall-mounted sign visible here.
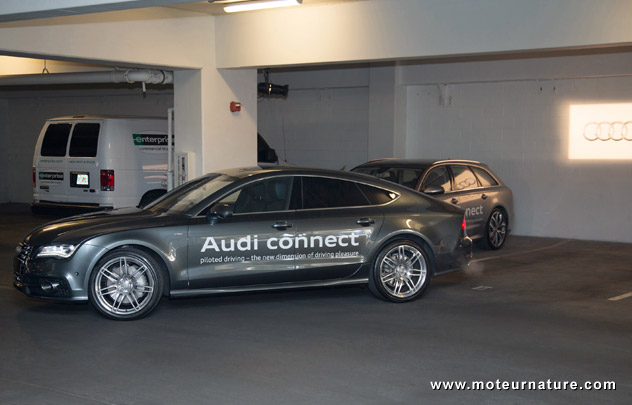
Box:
[569,104,632,160]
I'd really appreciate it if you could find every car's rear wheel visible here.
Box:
[482,208,508,250]
[369,240,430,302]
[89,247,163,320]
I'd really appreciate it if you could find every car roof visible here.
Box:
[353,158,485,169]
[203,166,413,192]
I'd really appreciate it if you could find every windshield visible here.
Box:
[146,174,238,214]
[353,166,427,189]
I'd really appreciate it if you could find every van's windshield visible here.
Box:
[145,174,237,215]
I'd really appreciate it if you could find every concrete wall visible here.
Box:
[256,52,632,243]
[0,87,173,203]
[216,0,632,68]
[0,8,258,178]
[257,66,370,169]
[257,65,397,170]
[403,55,632,243]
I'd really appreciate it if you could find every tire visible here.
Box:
[369,240,431,303]
[482,208,508,250]
[89,247,164,320]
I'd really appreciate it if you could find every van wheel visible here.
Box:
[139,190,166,207]
[89,247,163,320]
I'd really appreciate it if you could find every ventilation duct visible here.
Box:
[0,69,173,86]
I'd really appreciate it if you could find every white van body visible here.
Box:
[33,115,169,210]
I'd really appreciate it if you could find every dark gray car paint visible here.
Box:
[14,167,471,302]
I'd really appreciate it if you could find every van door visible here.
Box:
[67,122,101,206]
[35,122,71,203]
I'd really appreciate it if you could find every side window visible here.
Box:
[69,123,100,157]
[40,123,71,157]
[399,169,424,189]
[451,165,479,191]
[215,177,293,214]
[352,167,422,189]
[302,177,369,209]
[358,184,398,205]
[471,167,499,187]
[422,166,452,192]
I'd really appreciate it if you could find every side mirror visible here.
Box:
[207,203,234,225]
[423,185,445,196]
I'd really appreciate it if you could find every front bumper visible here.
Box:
[13,242,105,302]
[14,253,79,301]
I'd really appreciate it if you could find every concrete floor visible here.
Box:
[0,203,630,404]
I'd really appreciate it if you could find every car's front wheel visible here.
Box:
[482,208,508,250]
[89,247,163,320]
[369,240,431,302]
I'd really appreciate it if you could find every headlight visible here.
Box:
[37,244,77,259]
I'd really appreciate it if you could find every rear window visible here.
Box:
[69,123,100,157]
[40,123,71,156]
[358,183,398,205]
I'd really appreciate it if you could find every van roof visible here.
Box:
[47,115,166,121]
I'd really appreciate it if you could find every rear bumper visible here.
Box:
[32,201,113,212]
[435,235,472,275]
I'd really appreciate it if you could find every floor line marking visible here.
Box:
[0,376,119,405]
[471,240,571,263]
[472,286,493,291]
[608,292,632,301]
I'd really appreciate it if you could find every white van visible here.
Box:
[33,115,169,210]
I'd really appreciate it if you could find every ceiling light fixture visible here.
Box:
[224,0,302,13]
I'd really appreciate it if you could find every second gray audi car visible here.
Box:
[15,167,471,320]
[352,159,513,250]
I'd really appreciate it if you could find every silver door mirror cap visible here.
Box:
[423,186,445,195]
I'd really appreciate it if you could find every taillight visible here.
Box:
[462,216,467,232]
[100,170,114,191]
[32,167,36,186]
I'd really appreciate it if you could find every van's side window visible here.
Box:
[41,123,72,157]
[69,123,100,157]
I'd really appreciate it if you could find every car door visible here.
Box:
[448,165,487,236]
[470,165,503,223]
[292,176,384,281]
[187,175,297,289]
[419,164,484,236]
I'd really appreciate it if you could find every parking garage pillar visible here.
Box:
[174,67,257,178]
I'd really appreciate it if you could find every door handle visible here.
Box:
[272,221,293,230]
[451,198,459,204]
[481,194,488,200]
[356,217,375,226]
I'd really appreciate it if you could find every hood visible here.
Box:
[23,207,180,247]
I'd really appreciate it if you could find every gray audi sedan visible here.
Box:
[352,159,513,250]
[14,167,471,320]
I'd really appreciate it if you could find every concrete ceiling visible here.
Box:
[0,0,363,22]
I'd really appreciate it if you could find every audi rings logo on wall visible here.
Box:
[583,122,632,142]
[569,104,632,160]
